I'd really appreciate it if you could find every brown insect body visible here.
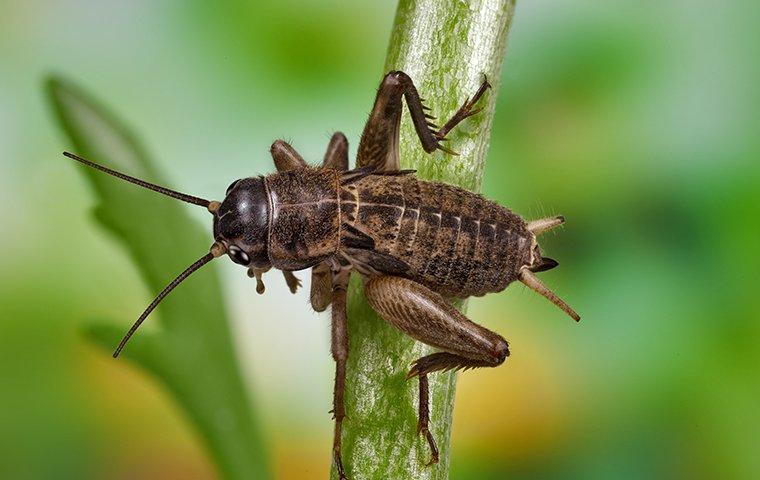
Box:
[66,70,579,480]
[219,167,533,298]
[344,173,532,298]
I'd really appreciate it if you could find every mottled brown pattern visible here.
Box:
[342,174,531,297]
[265,168,341,270]
[364,276,509,364]
[256,163,530,297]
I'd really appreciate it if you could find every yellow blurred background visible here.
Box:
[1,0,757,479]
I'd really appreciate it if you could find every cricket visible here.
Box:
[66,70,580,479]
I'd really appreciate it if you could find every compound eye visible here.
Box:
[227,245,250,265]
[226,179,241,195]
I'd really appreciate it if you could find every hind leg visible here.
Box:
[357,71,490,170]
[363,275,509,464]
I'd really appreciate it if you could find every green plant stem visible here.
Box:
[333,1,517,479]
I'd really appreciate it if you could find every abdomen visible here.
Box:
[344,175,531,297]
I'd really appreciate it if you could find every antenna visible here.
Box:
[63,151,212,209]
[113,251,218,357]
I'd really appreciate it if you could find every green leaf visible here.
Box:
[334,1,517,479]
[47,77,271,480]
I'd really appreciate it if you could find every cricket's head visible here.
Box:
[63,151,267,357]
[520,215,581,322]
[213,177,271,270]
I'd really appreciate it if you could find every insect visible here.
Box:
[66,70,579,479]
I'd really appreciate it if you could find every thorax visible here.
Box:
[265,168,341,270]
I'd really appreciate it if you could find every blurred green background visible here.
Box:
[1,0,757,479]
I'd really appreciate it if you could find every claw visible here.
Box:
[328,408,348,421]
[419,426,440,466]
[436,144,459,156]
[465,106,483,118]
[283,271,302,294]
[481,73,491,89]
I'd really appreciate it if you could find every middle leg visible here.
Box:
[330,263,352,480]
[310,132,350,309]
